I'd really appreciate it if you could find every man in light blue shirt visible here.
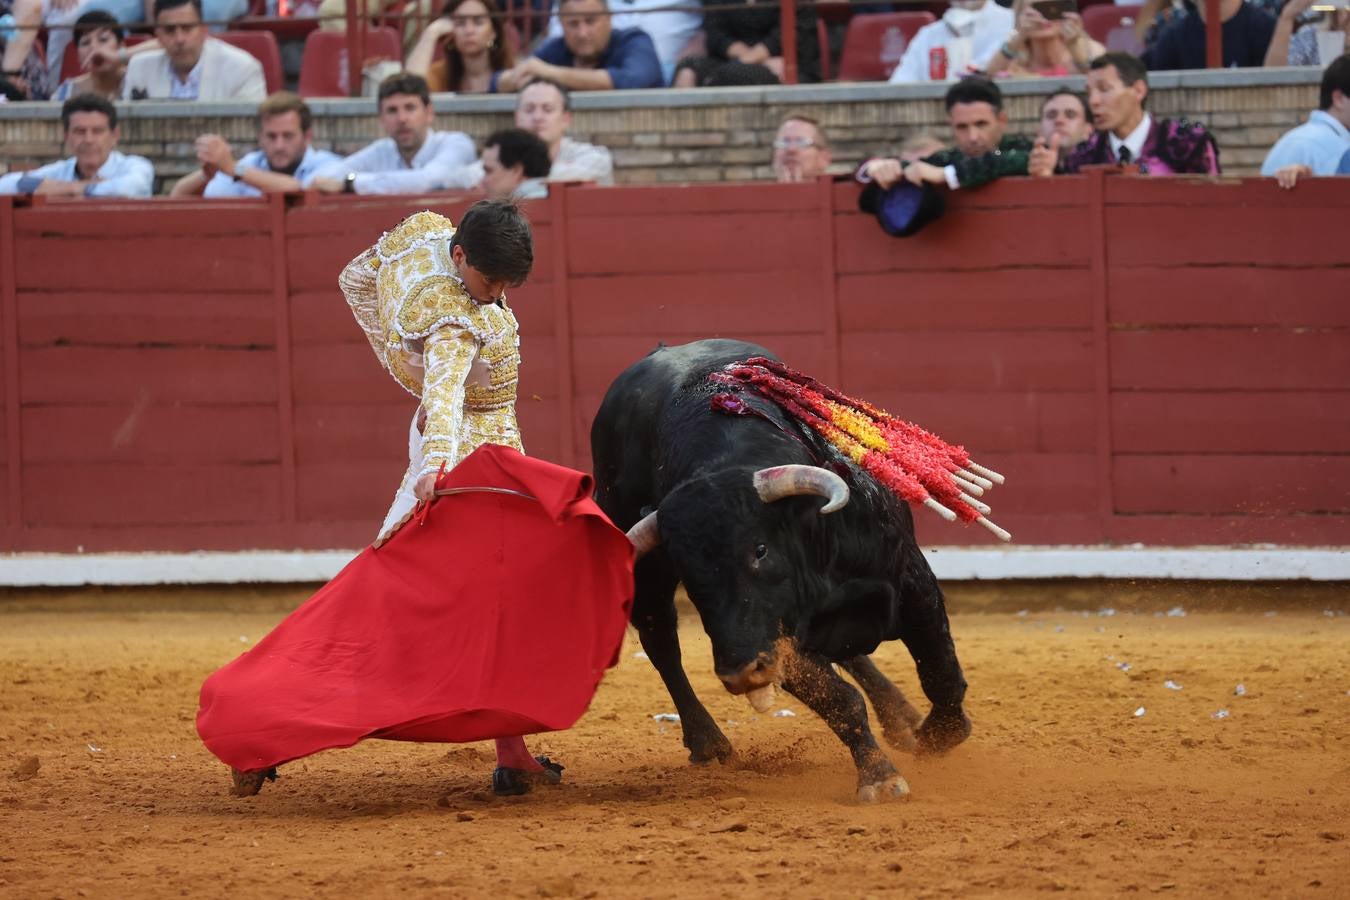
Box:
[170,92,341,198]
[0,95,153,198]
[311,74,478,196]
[1261,53,1350,188]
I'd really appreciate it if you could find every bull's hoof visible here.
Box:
[880,722,918,753]
[687,734,735,765]
[230,766,277,797]
[915,709,972,755]
[857,774,910,804]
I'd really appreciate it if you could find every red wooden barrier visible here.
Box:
[2,174,1347,554]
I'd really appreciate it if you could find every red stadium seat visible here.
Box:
[1083,4,1142,44]
[297,26,401,97]
[837,11,935,82]
[220,29,285,93]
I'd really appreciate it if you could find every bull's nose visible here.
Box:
[717,656,777,695]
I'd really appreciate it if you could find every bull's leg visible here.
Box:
[838,656,924,752]
[895,562,972,755]
[632,555,733,765]
[781,651,908,803]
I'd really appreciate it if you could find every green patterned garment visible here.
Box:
[921,135,1035,190]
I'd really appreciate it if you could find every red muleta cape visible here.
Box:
[196,445,635,772]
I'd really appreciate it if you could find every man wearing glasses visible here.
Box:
[122,0,265,102]
[772,114,833,183]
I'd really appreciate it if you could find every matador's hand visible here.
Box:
[414,472,438,501]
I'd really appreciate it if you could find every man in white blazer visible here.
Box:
[122,0,264,102]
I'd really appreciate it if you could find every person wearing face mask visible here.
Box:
[1031,52,1220,175]
[888,0,1014,84]
[199,200,636,803]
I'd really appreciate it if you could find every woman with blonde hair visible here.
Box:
[406,0,515,93]
[985,0,1104,78]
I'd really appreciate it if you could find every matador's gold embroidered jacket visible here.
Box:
[338,210,523,481]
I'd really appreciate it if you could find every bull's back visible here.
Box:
[590,339,777,525]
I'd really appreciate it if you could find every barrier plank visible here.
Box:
[839,269,1093,331]
[1112,392,1350,453]
[23,405,279,464]
[862,390,1098,454]
[23,463,281,526]
[22,346,279,404]
[834,208,1091,274]
[1108,268,1350,328]
[1113,455,1350,515]
[14,236,272,292]
[571,333,832,396]
[1106,205,1349,267]
[298,462,404,523]
[293,402,413,463]
[842,331,1096,393]
[1110,331,1350,391]
[567,211,819,276]
[569,272,826,336]
[18,291,274,347]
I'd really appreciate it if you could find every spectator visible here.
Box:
[515,78,613,184]
[479,127,552,199]
[80,0,248,33]
[0,95,153,197]
[312,73,478,195]
[673,0,818,86]
[1265,0,1349,67]
[772,114,832,183]
[1261,53,1350,189]
[52,11,129,101]
[170,92,341,197]
[1038,87,1092,164]
[1144,0,1276,70]
[497,0,663,92]
[859,77,1035,191]
[889,0,1014,84]
[122,0,265,101]
[985,0,1104,78]
[0,0,51,99]
[544,0,703,82]
[1040,52,1221,175]
[405,0,516,93]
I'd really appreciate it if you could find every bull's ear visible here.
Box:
[800,579,898,659]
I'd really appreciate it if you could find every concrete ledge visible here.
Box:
[2,546,1347,586]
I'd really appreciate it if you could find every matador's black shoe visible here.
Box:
[230,766,278,797]
[491,756,564,797]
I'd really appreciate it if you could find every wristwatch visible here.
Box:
[342,172,357,194]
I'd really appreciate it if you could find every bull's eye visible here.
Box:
[754,544,768,560]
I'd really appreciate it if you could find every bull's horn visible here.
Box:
[626,510,662,559]
[752,465,849,514]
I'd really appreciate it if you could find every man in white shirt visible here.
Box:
[514,79,614,185]
[312,74,478,195]
[170,92,342,197]
[888,0,1014,84]
[122,0,265,102]
[0,95,154,198]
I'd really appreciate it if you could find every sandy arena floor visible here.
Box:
[1,584,1348,899]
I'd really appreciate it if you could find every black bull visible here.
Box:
[590,339,973,802]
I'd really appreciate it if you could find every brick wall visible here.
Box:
[0,69,1321,189]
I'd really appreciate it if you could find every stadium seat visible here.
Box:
[220,29,285,93]
[297,26,401,97]
[1083,4,1142,44]
[817,18,831,82]
[836,11,935,82]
